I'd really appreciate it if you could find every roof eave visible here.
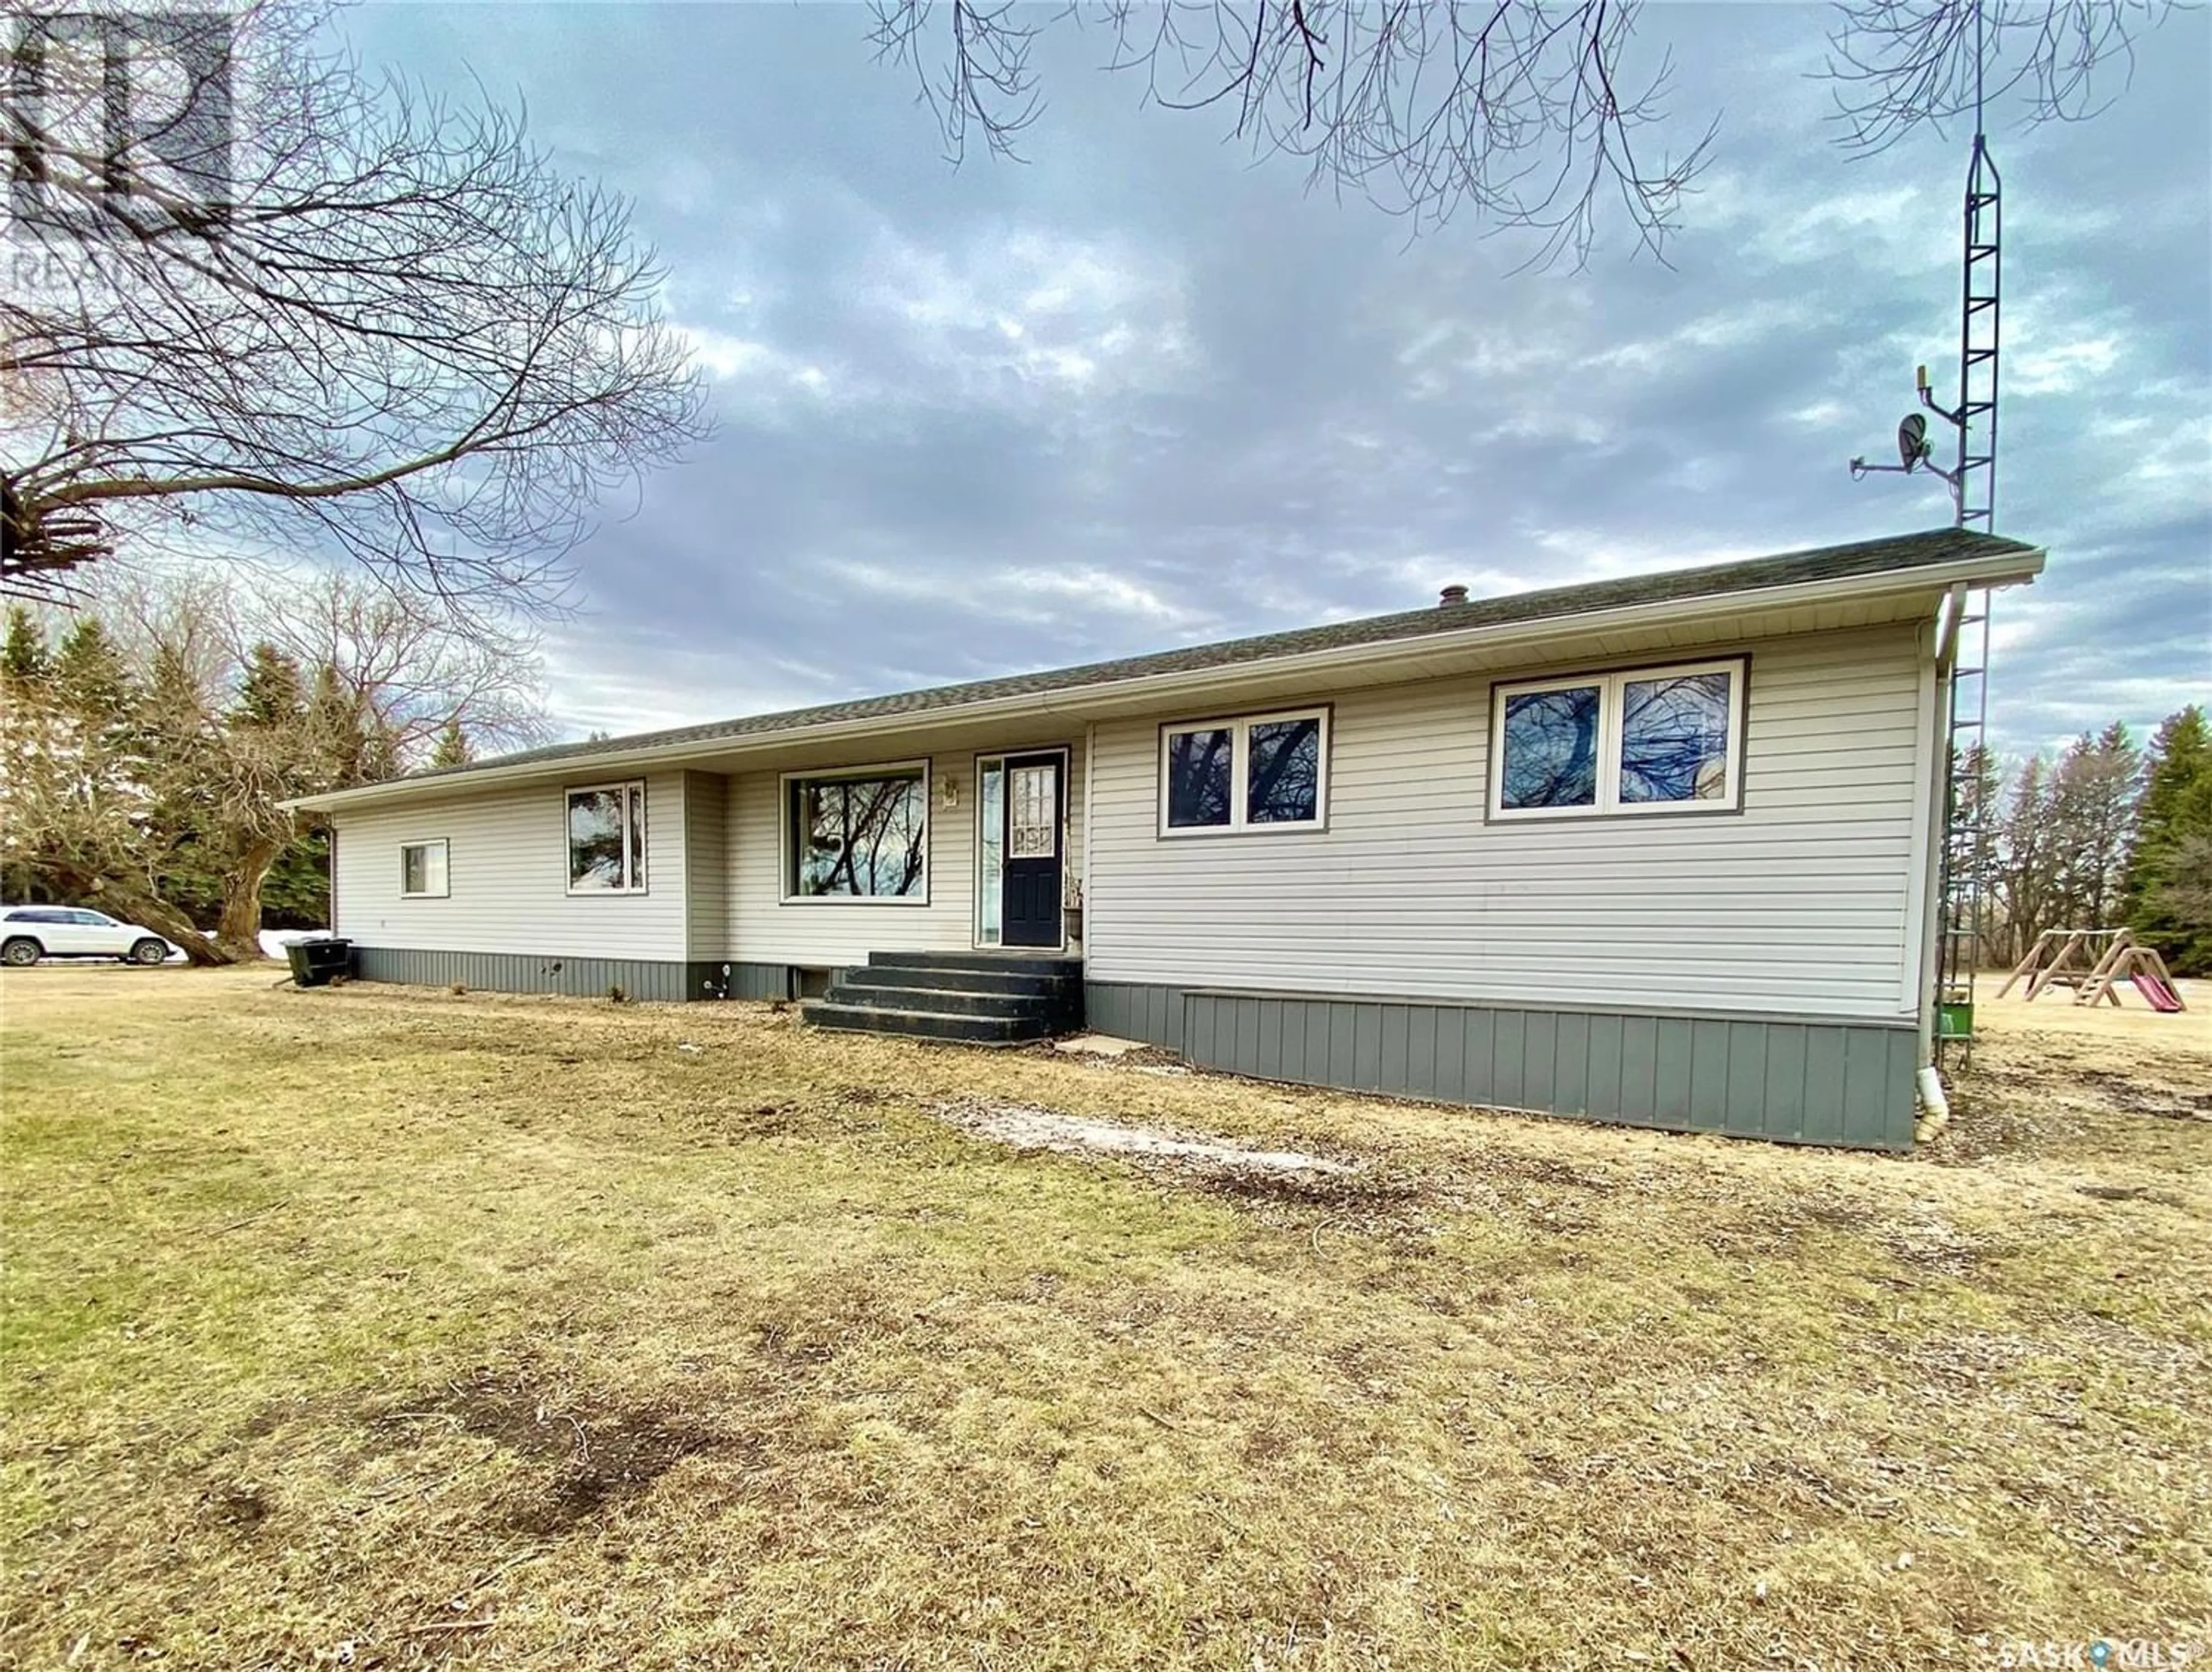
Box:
[284,545,2045,814]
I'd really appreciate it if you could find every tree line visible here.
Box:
[1961,706,2211,976]
[0,571,546,964]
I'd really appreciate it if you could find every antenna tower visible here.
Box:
[1846,3,2002,1071]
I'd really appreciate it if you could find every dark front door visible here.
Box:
[1001,751,1064,948]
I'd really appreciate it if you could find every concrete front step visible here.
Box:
[802,1001,1039,1045]
[866,949,1084,979]
[804,948,1086,1045]
[853,962,1077,1000]
[827,978,1066,1022]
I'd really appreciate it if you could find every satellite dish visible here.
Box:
[1897,412,1930,470]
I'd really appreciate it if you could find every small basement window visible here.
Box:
[400,839,449,898]
[566,780,647,893]
[1160,708,1328,835]
[1491,658,1747,819]
[783,763,929,901]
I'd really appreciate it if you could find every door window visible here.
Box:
[1009,763,1058,859]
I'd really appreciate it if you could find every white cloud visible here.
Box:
[813,558,1210,632]
[996,567,1210,628]
[2009,332,2122,398]
[1525,528,1775,582]
[1744,185,1950,275]
[1581,299,1815,375]
[855,225,1197,406]
[674,324,837,408]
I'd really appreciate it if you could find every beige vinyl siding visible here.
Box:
[1085,625,1927,1021]
[331,771,688,961]
[724,742,1085,967]
[681,769,730,961]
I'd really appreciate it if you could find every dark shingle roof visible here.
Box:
[418,526,2039,782]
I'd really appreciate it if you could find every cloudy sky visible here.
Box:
[336,1,2209,759]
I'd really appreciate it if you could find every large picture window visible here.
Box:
[784,764,929,901]
[1491,658,1746,819]
[567,780,647,893]
[1160,708,1328,835]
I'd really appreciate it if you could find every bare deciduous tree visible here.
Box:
[2,0,706,608]
[868,1,2181,256]
[251,571,550,765]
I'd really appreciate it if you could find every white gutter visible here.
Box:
[286,548,2046,814]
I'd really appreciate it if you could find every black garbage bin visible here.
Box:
[286,937,353,987]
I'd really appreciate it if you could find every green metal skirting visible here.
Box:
[1085,981,1919,1151]
[692,960,797,1002]
[349,947,792,1003]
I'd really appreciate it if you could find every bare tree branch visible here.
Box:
[1827,0,2180,152]
[866,1,2183,256]
[2,0,707,611]
[867,0,1714,260]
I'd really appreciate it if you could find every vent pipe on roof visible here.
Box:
[1438,584,1469,607]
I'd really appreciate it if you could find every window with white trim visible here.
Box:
[1160,708,1328,835]
[783,764,929,900]
[1491,658,1746,818]
[566,780,647,893]
[400,839,449,898]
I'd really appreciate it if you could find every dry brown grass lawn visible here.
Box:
[2,966,2207,1670]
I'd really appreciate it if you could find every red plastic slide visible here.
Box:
[2131,973,2184,1014]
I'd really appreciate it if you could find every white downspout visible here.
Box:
[1915,1064,1951,1136]
[1914,584,1970,1142]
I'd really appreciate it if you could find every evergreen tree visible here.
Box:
[50,617,138,733]
[260,829,333,930]
[0,609,55,901]
[2125,705,2212,975]
[141,640,227,925]
[304,663,400,788]
[430,718,472,768]
[232,642,307,731]
[1,607,48,681]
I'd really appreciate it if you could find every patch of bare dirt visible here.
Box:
[1029,1038,1191,1072]
[930,1096,1357,1179]
[928,1096,1440,1240]
[362,1367,721,1535]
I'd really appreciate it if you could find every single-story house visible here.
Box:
[286,526,2046,1150]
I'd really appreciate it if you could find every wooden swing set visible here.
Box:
[1996,927,2188,1013]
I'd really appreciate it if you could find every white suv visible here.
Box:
[1,907,175,967]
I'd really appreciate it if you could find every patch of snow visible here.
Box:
[1052,1033,1149,1058]
[259,928,327,960]
[931,1097,1353,1177]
